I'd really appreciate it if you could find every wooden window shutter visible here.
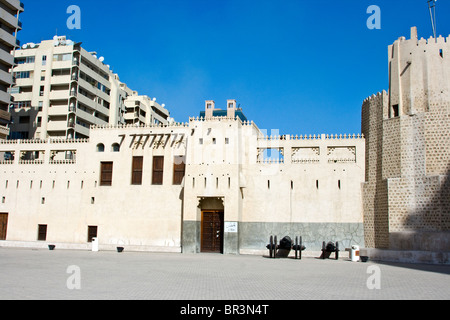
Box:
[131,156,143,185]
[100,162,113,186]
[38,224,47,241]
[87,226,98,242]
[152,156,164,185]
[173,156,186,185]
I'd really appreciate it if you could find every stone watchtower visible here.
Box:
[362,27,450,258]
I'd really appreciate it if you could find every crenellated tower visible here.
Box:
[362,27,450,258]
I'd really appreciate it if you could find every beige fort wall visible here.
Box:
[1,113,366,255]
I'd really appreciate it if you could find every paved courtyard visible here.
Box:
[0,247,449,301]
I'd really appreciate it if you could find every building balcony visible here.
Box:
[0,7,22,30]
[49,90,70,101]
[48,105,70,116]
[50,75,71,85]
[0,46,14,66]
[47,120,68,132]
[0,125,10,138]
[0,90,12,106]
[3,0,25,12]
[0,69,13,86]
[75,123,90,137]
[0,109,11,122]
[0,28,19,48]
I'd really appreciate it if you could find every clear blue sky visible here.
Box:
[17,0,450,135]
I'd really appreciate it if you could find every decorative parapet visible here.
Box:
[363,90,388,104]
[18,160,44,165]
[49,159,76,165]
[0,138,90,145]
[259,133,364,141]
[256,158,284,164]
[91,122,189,130]
[49,138,89,144]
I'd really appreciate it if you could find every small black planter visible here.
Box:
[48,245,55,251]
[117,247,124,253]
[360,256,369,262]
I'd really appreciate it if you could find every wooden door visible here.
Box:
[201,211,224,253]
[0,213,8,240]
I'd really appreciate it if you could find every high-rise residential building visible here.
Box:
[9,36,170,140]
[0,0,24,139]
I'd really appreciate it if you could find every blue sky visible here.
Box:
[17,0,450,135]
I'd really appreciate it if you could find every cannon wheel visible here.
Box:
[269,236,274,258]
[335,241,339,260]
[294,236,298,259]
[299,236,303,260]
[273,236,278,259]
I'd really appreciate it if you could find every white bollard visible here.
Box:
[91,237,99,252]
[351,245,360,262]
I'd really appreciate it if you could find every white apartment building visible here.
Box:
[9,36,169,140]
[0,0,23,139]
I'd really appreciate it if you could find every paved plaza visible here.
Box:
[0,247,449,301]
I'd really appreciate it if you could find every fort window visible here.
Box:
[5,180,7,189]
[173,156,186,185]
[96,143,105,152]
[291,181,294,190]
[41,197,45,204]
[87,226,97,242]
[1,197,5,204]
[37,225,47,241]
[392,104,399,118]
[338,180,341,189]
[91,197,95,204]
[440,49,444,58]
[100,162,113,186]
[152,156,164,185]
[225,138,229,144]
[316,180,319,189]
[212,138,216,144]
[268,180,270,189]
[199,138,203,145]
[111,143,120,152]
[131,156,143,185]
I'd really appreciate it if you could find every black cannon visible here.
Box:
[267,236,293,258]
[292,236,306,260]
[321,241,339,260]
[266,235,277,258]
[267,236,305,259]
